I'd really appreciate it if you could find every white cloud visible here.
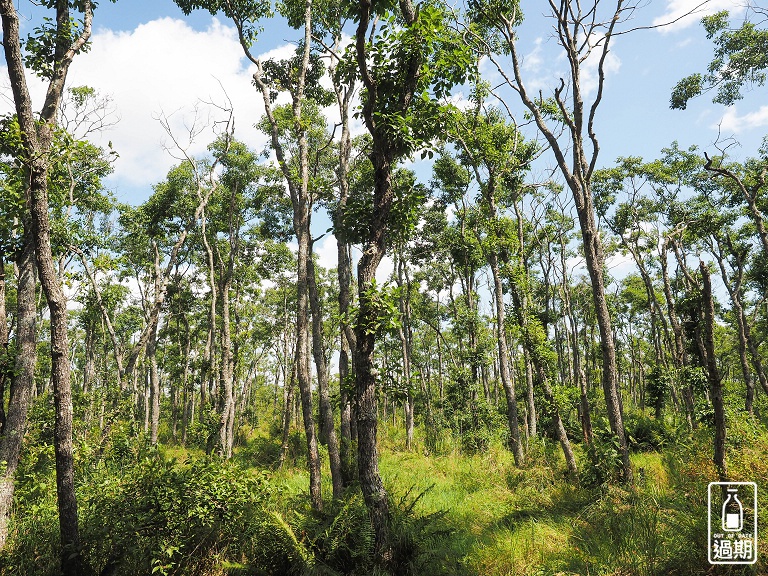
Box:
[718,105,768,133]
[64,18,277,199]
[581,34,621,96]
[653,0,744,33]
[523,37,544,74]
[315,234,338,271]
[0,18,312,203]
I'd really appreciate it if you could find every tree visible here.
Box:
[0,1,103,569]
[671,5,768,109]
[469,0,640,481]
[0,195,35,550]
[448,100,535,465]
[349,0,473,548]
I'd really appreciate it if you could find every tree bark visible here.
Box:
[351,138,395,551]
[147,319,160,446]
[713,236,768,406]
[700,261,727,482]
[0,2,95,570]
[217,191,238,459]
[492,0,631,483]
[308,244,344,498]
[489,251,524,464]
[278,361,296,469]
[0,254,8,434]
[0,236,37,549]
[395,255,416,451]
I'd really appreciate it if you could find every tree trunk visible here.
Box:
[217,273,235,458]
[279,362,296,468]
[351,138,395,550]
[489,251,524,464]
[524,350,537,439]
[0,254,8,434]
[217,193,239,460]
[0,3,95,570]
[336,189,356,486]
[201,207,217,415]
[510,283,577,477]
[308,245,343,498]
[35,167,84,574]
[0,237,37,549]
[714,237,768,403]
[395,255,416,451]
[496,0,631,483]
[576,197,631,481]
[700,261,726,482]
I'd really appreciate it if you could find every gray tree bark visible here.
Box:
[308,245,344,498]
[0,236,37,549]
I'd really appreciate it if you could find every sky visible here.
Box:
[2,0,767,277]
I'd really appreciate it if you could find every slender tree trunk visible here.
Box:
[308,245,343,498]
[524,350,537,439]
[713,245,755,413]
[37,173,83,574]
[0,237,37,549]
[293,219,323,510]
[180,316,191,445]
[147,319,160,446]
[700,262,727,482]
[218,272,235,458]
[279,362,296,469]
[335,160,357,476]
[395,255,416,451]
[564,285,592,445]
[661,239,694,428]
[200,208,217,416]
[511,284,577,476]
[714,237,768,403]
[497,0,631,483]
[0,3,93,567]
[489,252,524,464]
[0,254,6,435]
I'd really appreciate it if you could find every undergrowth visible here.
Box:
[1,406,766,576]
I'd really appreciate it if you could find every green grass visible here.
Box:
[4,410,767,576]
[264,420,767,576]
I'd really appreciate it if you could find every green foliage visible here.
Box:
[338,160,427,245]
[670,73,704,110]
[261,50,334,105]
[645,366,671,419]
[359,0,476,158]
[353,280,401,337]
[671,9,768,109]
[173,0,271,46]
[625,413,675,452]
[23,15,91,80]
[581,419,623,487]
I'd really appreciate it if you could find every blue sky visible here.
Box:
[3,0,767,274]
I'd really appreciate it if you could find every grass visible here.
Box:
[5,407,767,576]
[259,419,767,576]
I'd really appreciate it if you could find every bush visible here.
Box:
[81,455,269,576]
[625,413,675,452]
[580,419,622,487]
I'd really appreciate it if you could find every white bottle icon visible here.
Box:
[722,488,743,532]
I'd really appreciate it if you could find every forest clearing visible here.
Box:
[1,0,767,574]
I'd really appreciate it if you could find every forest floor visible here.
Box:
[263,416,767,576]
[2,405,767,575]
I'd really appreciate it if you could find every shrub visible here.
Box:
[625,413,675,452]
